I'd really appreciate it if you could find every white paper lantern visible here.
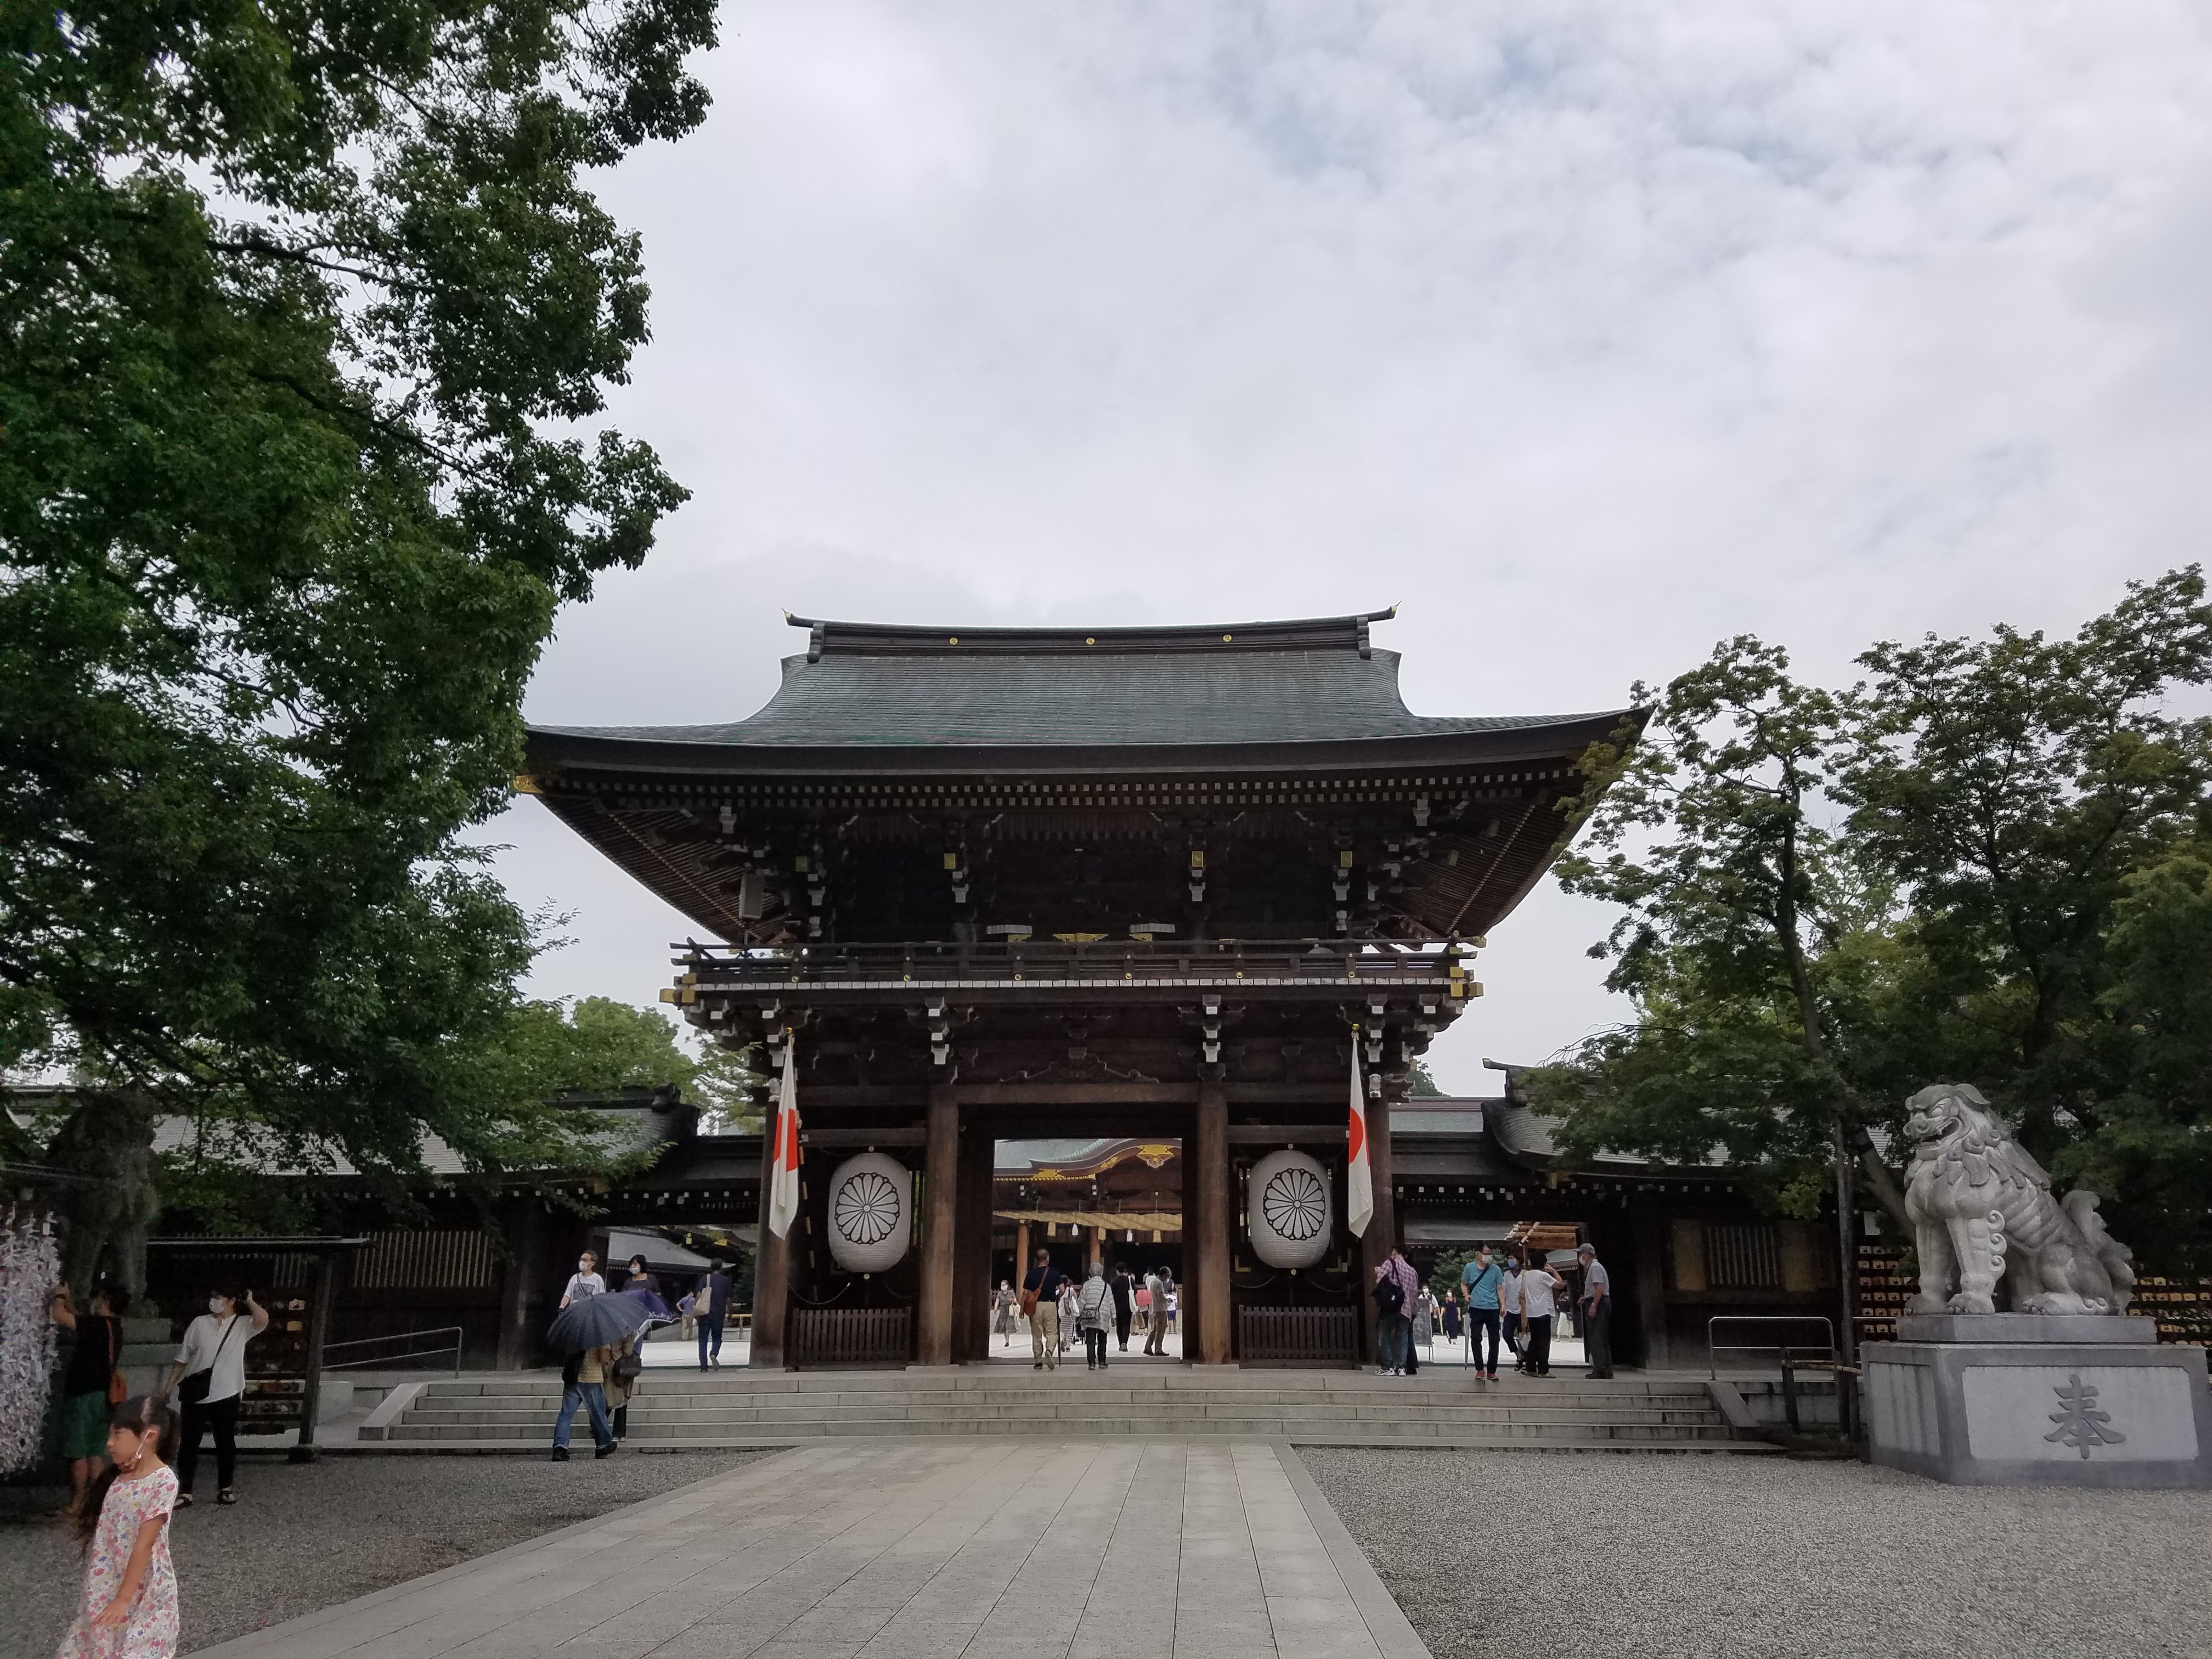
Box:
[823,1152,913,1273]
[1246,1150,1333,1269]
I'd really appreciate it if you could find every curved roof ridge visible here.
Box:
[785,608,1397,659]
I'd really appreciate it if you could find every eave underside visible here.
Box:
[527,736,1607,944]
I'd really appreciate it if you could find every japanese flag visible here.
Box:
[1347,1037,1374,1238]
[767,1036,802,1239]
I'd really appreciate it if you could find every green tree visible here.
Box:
[2,3,715,1186]
[1539,640,1908,1226]
[2078,845,2212,1271]
[690,1040,766,1133]
[1837,569,2212,1263]
[1538,573,2212,1271]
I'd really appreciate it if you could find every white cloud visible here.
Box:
[494,0,2212,1090]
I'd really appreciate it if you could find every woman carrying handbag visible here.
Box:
[162,1285,268,1507]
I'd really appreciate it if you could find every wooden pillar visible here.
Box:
[1088,1226,1105,1270]
[1014,1220,1030,1285]
[1632,1198,1669,1370]
[1192,1075,1232,1363]
[290,1249,339,1462]
[952,1119,994,1363]
[917,1084,960,1365]
[751,1126,789,1369]
[494,1196,544,1372]
[1359,1085,1399,1355]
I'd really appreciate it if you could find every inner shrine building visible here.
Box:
[521,608,1637,1367]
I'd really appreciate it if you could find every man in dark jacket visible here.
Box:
[1109,1263,1136,1352]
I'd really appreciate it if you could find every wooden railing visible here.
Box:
[788,1307,913,1369]
[675,939,1466,988]
[1238,1306,1361,1368]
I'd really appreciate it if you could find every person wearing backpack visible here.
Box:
[1370,1264,1409,1376]
[606,1335,645,1441]
[1461,1245,1505,1381]
[161,1285,268,1507]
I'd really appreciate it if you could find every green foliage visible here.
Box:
[690,1041,767,1133]
[1426,1246,1476,1300]
[505,996,700,1099]
[1,2,715,1185]
[1541,637,1894,1217]
[1537,571,2212,1271]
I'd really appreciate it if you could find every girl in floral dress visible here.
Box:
[58,1395,179,1659]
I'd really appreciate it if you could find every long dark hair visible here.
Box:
[79,1395,173,1545]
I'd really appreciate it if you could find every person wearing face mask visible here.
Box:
[161,1285,268,1507]
[560,1250,606,1308]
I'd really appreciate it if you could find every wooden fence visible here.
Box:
[788,1306,913,1369]
[1238,1306,1359,1368]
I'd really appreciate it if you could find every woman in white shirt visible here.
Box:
[559,1250,606,1308]
[162,1285,268,1506]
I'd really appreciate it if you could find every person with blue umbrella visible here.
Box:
[545,1294,647,1462]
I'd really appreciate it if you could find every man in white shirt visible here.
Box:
[1518,1256,1566,1378]
[1143,1268,1169,1356]
[1578,1243,1615,1379]
[1500,1260,1525,1372]
[163,1285,269,1505]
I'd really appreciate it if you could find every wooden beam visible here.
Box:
[958,1084,1195,1107]
[916,1084,959,1365]
[800,1127,927,1147]
[1228,1125,1350,1145]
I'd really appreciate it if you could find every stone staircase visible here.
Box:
[371,1367,1775,1453]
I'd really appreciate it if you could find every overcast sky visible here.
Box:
[490,1,2212,1092]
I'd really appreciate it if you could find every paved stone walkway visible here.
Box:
[195,1440,1424,1659]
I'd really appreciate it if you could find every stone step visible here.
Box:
[383,1368,1765,1455]
[362,1433,1778,1455]
[423,1373,1699,1396]
[399,1402,1722,1427]
[388,1417,1746,1444]
[417,1381,1711,1405]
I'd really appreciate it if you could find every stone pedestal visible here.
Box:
[1864,1315,2212,1487]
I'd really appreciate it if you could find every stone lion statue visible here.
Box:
[1902,1083,2136,1317]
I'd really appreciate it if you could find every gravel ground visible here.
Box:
[0,1449,769,1659]
[1298,1447,2212,1659]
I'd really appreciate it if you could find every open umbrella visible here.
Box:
[547,1291,653,1354]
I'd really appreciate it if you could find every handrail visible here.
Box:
[670,938,1468,987]
[1706,1314,1835,1380]
[322,1326,465,1379]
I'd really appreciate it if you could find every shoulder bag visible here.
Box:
[105,1318,128,1404]
[178,1316,239,1406]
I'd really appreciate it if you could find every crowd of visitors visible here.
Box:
[1014,1252,1180,1369]
[1417,1242,1615,1380]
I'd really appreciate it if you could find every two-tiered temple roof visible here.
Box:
[521,610,1639,943]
